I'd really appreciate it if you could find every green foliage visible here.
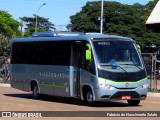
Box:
[0,10,21,56]
[69,0,160,53]
[145,0,159,10]
[70,13,97,32]
[148,89,160,93]
[20,15,55,37]
[0,11,21,36]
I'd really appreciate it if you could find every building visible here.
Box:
[146,0,160,29]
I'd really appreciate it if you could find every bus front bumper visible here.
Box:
[94,85,148,101]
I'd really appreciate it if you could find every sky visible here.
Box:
[0,0,152,31]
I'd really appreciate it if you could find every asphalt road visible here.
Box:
[0,87,160,120]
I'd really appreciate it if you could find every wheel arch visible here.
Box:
[30,79,41,93]
[82,84,95,101]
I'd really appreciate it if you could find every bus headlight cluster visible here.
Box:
[139,83,149,89]
[105,84,114,90]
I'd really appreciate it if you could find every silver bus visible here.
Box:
[10,32,148,106]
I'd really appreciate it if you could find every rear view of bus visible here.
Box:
[91,36,148,106]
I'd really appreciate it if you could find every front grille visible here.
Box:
[116,88,135,89]
[110,91,140,99]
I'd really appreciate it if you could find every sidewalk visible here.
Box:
[147,92,160,97]
[0,83,10,87]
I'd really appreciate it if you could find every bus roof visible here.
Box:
[12,32,133,43]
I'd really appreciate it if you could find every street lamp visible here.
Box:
[100,0,104,33]
[35,3,46,32]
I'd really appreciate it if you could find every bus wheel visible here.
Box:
[32,85,40,99]
[127,100,140,106]
[85,90,95,106]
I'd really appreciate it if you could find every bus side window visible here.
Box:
[81,42,90,70]
[89,59,96,75]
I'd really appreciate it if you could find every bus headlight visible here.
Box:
[139,83,148,89]
[105,84,114,90]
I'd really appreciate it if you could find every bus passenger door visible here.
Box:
[70,42,82,97]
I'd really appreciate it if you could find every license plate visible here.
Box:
[121,96,131,100]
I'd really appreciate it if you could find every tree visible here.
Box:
[69,1,160,52]
[20,15,55,37]
[70,13,97,32]
[66,24,72,31]
[145,0,159,10]
[70,2,101,32]
[0,10,21,56]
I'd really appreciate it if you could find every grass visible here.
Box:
[148,89,160,93]
[0,80,10,84]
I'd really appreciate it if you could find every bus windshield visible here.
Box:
[92,39,143,68]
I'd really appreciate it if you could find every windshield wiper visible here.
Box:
[120,63,143,72]
[118,65,128,74]
[100,63,128,74]
[133,64,143,71]
[129,57,143,71]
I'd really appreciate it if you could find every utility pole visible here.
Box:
[35,3,46,32]
[100,0,104,33]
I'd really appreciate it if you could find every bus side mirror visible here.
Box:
[137,44,141,53]
[86,50,92,60]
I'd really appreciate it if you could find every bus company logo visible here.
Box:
[125,83,129,88]
[39,72,69,79]
[2,112,12,117]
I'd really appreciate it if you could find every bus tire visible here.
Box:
[127,100,140,106]
[85,89,95,106]
[32,85,40,99]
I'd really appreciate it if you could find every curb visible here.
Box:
[147,92,160,97]
[0,83,11,87]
